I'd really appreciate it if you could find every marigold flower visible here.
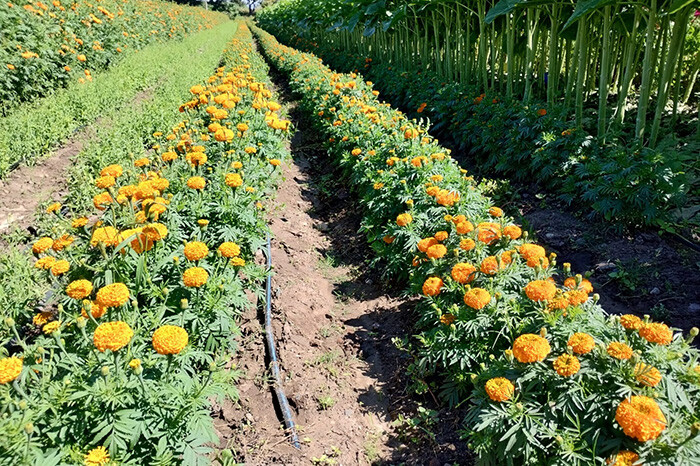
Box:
[66,279,93,300]
[152,325,188,355]
[93,321,133,352]
[230,257,246,267]
[94,175,115,189]
[32,237,53,254]
[434,231,449,242]
[635,362,662,387]
[417,237,438,253]
[237,123,249,132]
[90,226,119,247]
[567,333,595,354]
[502,225,522,240]
[84,446,110,466]
[422,277,443,296]
[537,109,547,116]
[351,148,362,156]
[50,259,70,276]
[0,357,23,384]
[606,451,640,466]
[459,238,476,251]
[489,206,503,217]
[464,288,491,309]
[524,280,557,302]
[187,176,206,190]
[455,221,474,235]
[129,359,141,369]
[143,223,168,241]
[269,159,282,166]
[95,283,129,308]
[184,241,209,261]
[100,164,123,178]
[51,233,74,252]
[451,263,476,284]
[33,312,52,326]
[553,354,580,377]
[518,243,546,267]
[46,202,61,213]
[383,235,395,244]
[607,342,634,360]
[512,334,551,363]
[485,377,514,402]
[225,173,243,187]
[426,244,447,259]
[42,321,61,335]
[639,323,673,345]
[72,217,88,228]
[183,267,208,287]
[218,242,241,258]
[396,213,412,227]
[480,256,499,275]
[440,313,455,325]
[81,301,106,319]
[615,396,666,442]
[564,277,594,293]
[476,223,501,244]
[35,256,56,270]
[620,314,643,330]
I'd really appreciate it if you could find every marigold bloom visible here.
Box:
[537,108,547,116]
[270,159,282,166]
[635,363,662,387]
[225,173,243,187]
[620,314,643,330]
[32,237,53,254]
[100,164,123,178]
[426,244,447,259]
[512,334,551,363]
[72,217,88,228]
[434,231,449,242]
[187,176,206,190]
[81,301,106,319]
[502,225,522,240]
[51,234,74,252]
[93,321,133,352]
[563,277,594,293]
[84,446,110,466]
[95,283,129,308]
[607,342,634,360]
[95,176,115,189]
[33,312,52,326]
[639,323,673,345]
[476,223,501,244]
[351,148,362,156]
[455,221,474,235]
[440,313,455,325]
[553,354,580,376]
[230,257,246,267]
[518,243,546,267]
[218,242,241,258]
[451,263,476,284]
[152,325,188,355]
[396,213,412,227]
[422,277,443,296]
[50,259,69,276]
[143,223,168,241]
[464,288,491,309]
[485,377,514,402]
[567,333,595,354]
[524,280,557,302]
[606,451,640,466]
[459,238,476,251]
[184,241,209,261]
[237,123,249,132]
[383,235,395,244]
[0,357,23,384]
[46,202,61,213]
[489,206,503,217]
[480,256,499,275]
[615,396,666,442]
[129,359,141,369]
[417,237,438,253]
[66,279,93,300]
[90,226,119,247]
[183,267,208,287]
[42,321,61,335]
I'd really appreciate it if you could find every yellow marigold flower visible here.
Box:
[33,312,52,326]
[426,244,447,259]
[81,301,106,319]
[162,151,177,162]
[620,314,643,330]
[66,279,93,300]
[231,161,243,169]
[422,277,443,297]
[244,146,257,154]
[198,219,209,227]
[225,173,243,187]
[351,148,362,156]
[152,325,188,355]
[72,217,88,228]
[84,446,110,466]
[50,259,69,276]
[524,280,557,302]
[639,323,673,345]
[100,164,123,178]
[512,334,551,363]
[143,223,168,241]
[606,450,640,466]
[133,157,150,168]
[464,288,491,310]
[46,202,61,213]
[502,225,522,240]
[51,233,74,252]
[42,321,61,335]
[95,283,129,308]
[553,354,580,377]
[93,321,133,352]
[129,358,141,369]
[489,206,503,217]
[218,242,240,258]
[451,263,476,284]
[269,159,281,166]
[230,257,246,267]
[187,176,206,190]
[32,237,53,254]
[607,342,634,360]
[95,175,115,189]
[567,333,595,355]
[485,377,514,402]
[237,123,249,132]
[566,289,588,306]
[92,192,113,210]
[440,313,455,325]
[35,256,56,270]
[459,238,476,251]
[396,213,412,227]
[635,363,662,387]
[90,226,119,247]
[0,357,23,384]
[615,396,666,442]
[183,267,208,287]
[184,241,209,261]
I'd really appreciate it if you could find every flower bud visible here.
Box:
[691,422,700,437]
[688,327,699,345]
[19,401,27,410]
[4,317,15,327]
[24,423,33,434]
[592,293,600,304]
[540,327,547,338]
[470,374,477,384]
[180,299,188,310]
[208,362,218,372]
[101,366,110,377]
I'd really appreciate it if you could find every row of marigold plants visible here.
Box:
[0,21,291,465]
[0,0,227,113]
[251,22,700,466]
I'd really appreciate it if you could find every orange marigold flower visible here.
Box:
[518,243,546,267]
[51,233,74,252]
[230,257,246,267]
[50,259,69,276]
[184,241,209,261]
[639,323,673,345]
[485,377,514,402]
[142,223,168,241]
[537,108,547,116]
[42,321,61,335]
[72,217,88,228]
[564,277,594,293]
[620,314,643,330]
[46,202,61,213]
[512,334,551,363]
[476,222,501,244]
[134,158,150,168]
[81,301,106,319]
[90,226,119,247]
[436,189,459,207]
[100,164,123,178]
[455,221,474,235]
[553,354,580,376]
[440,313,455,325]
[615,396,666,442]
[236,123,249,132]
[635,363,662,387]
[464,288,491,309]
[396,213,412,227]
[524,280,557,302]
[383,235,395,244]
[480,256,499,275]
[567,333,595,355]
[422,277,443,296]
[488,206,503,217]
[606,451,640,466]
[351,148,362,156]
[95,175,115,189]
[426,244,447,259]
[565,289,589,306]
[417,237,438,253]
[183,267,208,287]
[93,321,133,352]
[66,279,93,300]
[95,283,129,308]
[32,237,53,254]
[152,325,188,355]
[434,231,449,242]
[33,311,52,326]
[218,242,240,258]
[502,225,522,240]
[187,176,206,190]
[93,191,113,210]
[35,256,56,270]
[269,159,282,166]
[607,342,634,360]
[459,238,476,251]
[451,263,476,284]
[225,173,243,187]
[0,357,23,384]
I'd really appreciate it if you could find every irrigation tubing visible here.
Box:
[264,232,301,449]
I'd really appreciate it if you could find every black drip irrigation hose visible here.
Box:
[264,232,301,449]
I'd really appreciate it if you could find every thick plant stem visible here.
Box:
[614,9,640,129]
[597,6,611,141]
[575,19,587,128]
[635,0,657,144]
